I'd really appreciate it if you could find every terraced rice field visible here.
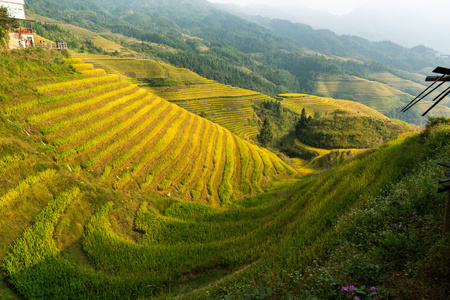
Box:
[170,93,273,139]
[154,85,272,140]
[278,93,388,120]
[367,72,427,93]
[316,75,410,113]
[69,53,271,140]
[3,58,295,204]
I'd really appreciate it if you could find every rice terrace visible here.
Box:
[0,0,450,299]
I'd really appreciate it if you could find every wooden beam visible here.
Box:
[440,178,450,184]
[433,66,450,75]
[444,189,450,236]
[426,75,450,82]
[438,185,450,193]
[438,161,450,168]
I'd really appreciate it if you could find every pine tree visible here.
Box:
[295,107,308,135]
[257,117,274,147]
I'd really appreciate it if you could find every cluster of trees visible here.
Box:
[254,99,297,148]
[0,7,15,48]
[261,100,283,117]
[294,109,407,149]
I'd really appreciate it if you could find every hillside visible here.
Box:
[1,49,295,204]
[24,0,450,124]
[64,52,404,179]
[69,52,272,140]
[251,17,449,73]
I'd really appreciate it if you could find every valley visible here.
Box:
[0,0,449,299]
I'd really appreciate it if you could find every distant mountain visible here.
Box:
[250,17,445,73]
[216,1,450,55]
[342,1,450,54]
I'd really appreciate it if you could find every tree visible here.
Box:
[257,117,274,147]
[295,107,309,135]
[0,7,14,48]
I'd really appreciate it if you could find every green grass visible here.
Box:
[297,112,411,149]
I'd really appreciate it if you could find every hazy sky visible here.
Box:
[208,0,450,52]
[208,0,446,15]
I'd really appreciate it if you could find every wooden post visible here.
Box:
[438,161,450,236]
[444,190,450,235]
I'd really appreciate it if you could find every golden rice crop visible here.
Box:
[30,84,138,123]
[5,79,127,115]
[152,113,205,191]
[189,122,217,199]
[234,136,252,194]
[111,108,188,171]
[178,118,210,188]
[218,130,237,203]
[82,101,174,169]
[53,93,154,148]
[131,112,197,183]
[36,74,119,93]
[207,125,225,202]
[74,98,164,158]
[0,169,56,209]
[71,63,94,71]
[248,144,264,192]
[79,69,106,76]
[45,88,147,136]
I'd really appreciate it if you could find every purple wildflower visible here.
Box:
[370,286,376,291]
[355,297,360,300]
[349,285,355,291]
[342,286,348,291]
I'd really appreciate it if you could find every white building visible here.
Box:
[0,0,35,47]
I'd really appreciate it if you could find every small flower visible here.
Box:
[342,286,348,291]
[349,285,355,291]
[355,297,360,300]
[370,286,376,291]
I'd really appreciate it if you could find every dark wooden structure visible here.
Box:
[402,66,450,116]
[438,161,450,235]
